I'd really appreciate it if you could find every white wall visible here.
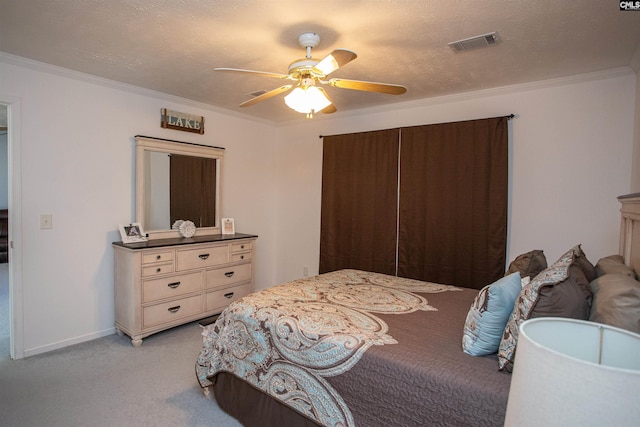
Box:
[0,56,279,356]
[273,69,636,285]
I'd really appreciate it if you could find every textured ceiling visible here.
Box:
[1,0,640,123]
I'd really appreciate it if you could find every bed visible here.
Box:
[196,194,640,427]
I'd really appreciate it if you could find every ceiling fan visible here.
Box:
[215,32,407,118]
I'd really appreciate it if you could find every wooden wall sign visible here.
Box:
[161,108,205,134]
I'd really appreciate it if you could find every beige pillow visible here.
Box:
[595,255,636,278]
[589,273,640,334]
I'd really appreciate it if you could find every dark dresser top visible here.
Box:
[113,232,258,250]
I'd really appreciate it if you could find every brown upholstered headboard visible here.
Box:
[619,193,640,276]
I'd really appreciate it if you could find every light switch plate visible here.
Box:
[40,214,53,229]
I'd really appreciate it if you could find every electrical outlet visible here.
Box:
[40,214,53,229]
[303,266,309,277]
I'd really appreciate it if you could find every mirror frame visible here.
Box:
[135,135,224,240]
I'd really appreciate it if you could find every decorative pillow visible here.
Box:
[589,273,640,333]
[498,245,589,372]
[529,263,592,319]
[505,250,547,279]
[462,272,523,356]
[595,255,636,278]
[573,248,598,283]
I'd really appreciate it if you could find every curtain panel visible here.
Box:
[398,117,508,288]
[319,129,399,275]
[320,116,509,289]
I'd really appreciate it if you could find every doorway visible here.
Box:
[0,97,24,360]
[0,105,7,360]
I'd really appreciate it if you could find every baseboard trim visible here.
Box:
[23,327,116,358]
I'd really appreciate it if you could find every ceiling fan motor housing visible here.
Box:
[288,58,321,76]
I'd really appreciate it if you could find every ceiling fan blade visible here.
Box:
[328,78,407,95]
[317,87,337,114]
[215,68,292,80]
[321,104,337,114]
[315,49,357,76]
[239,85,293,107]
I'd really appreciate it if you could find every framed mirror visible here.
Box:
[135,135,224,240]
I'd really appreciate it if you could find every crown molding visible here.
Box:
[281,66,636,127]
[380,67,635,112]
[0,51,274,126]
[2,51,634,128]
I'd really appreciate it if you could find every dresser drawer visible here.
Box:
[206,263,252,289]
[142,251,174,265]
[231,251,251,263]
[142,294,203,328]
[141,262,174,277]
[205,283,252,311]
[231,241,252,252]
[176,245,228,271]
[142,271,203,303]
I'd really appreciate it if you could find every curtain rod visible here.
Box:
[319,114,516,138]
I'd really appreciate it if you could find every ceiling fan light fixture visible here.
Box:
[284,86,332,117]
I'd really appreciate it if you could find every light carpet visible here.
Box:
[0,320,242,427]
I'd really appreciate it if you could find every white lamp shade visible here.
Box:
[504,317,640,427]
[284,86,332,114]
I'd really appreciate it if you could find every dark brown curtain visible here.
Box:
[397,117,508,289]
[319,129,399,275]
[170,154,217,227]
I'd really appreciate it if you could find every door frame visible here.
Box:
[1,96,24,359]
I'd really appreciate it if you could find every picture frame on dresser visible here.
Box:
[221,218,235,235]
[118,223,147,244]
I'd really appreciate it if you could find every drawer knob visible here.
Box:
[168,305,181,313]
[240,255,244,260]
[156,255,161,260]
[156,267,162,273]
[224,271,235,278]
[224,292,234,299]
[199,253,210,260]
[167,281,181,289]
[240,245,245,249]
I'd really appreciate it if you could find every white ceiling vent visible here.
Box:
[448,32,499,52]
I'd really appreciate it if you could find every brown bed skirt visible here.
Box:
[213,372,322,427]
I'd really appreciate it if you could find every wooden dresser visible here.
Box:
[113,233,257,346]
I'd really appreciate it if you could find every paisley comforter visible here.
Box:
[196,269,511,427]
